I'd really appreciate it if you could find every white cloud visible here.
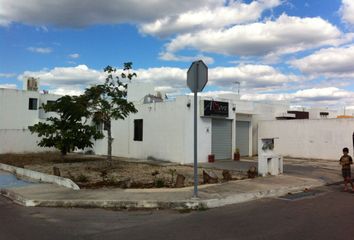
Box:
[159,52,214,65]
[340,0,354,25]
[136,64,299,91]
[0,73,16,78]
[17,64,354,106]
[0,0,217,27]
[140,0,281,37]
[136,67,186,89]
[290,45,354,78]
[0,83,17,89]
[18,64,299,94]
[209,64,299,89]
[68,53,80,59]
[18,65,104,87]
[241,87,354,106]
[50,87,83,96]
[27,47,52,54]
[163,14,350,58]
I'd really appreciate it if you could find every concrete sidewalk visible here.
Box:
[1,174,326,210]
[0,158,343,210]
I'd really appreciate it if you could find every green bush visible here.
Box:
[76,174,89,182]
[155,178,165,188]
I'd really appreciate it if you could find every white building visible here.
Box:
[93,83,289,164]
[1,81,351,162]
[0,80,60,154]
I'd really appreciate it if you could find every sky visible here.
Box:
[1,0,354,108]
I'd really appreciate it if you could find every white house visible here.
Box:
[93,83,289,164]
[0,79,60,154]
[1,81,351,162]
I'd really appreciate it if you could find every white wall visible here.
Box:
[94,95,238,164]
[251,102,289,155]
[0,89,40,129]
[308,108,338,119]
[0,129,52,154]
[0,89,59,129]
[0,88,60,154]
[94,96,190,163]
[259,119,354,160]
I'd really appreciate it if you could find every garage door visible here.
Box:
[236,121,250,156]
[212,119,232,160]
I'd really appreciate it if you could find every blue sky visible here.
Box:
[1,0,354,107]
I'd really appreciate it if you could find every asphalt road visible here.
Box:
[0,185,353,240]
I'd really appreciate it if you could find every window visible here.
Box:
[134,119,143,141]
[28,98,38,110]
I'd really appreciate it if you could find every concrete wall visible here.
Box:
[94,95,237,164]
[251,102,289,155]
[0,89,59,129]
[0,89,40,129]
[94,96,190,163]
[0,129,51,154]
[258,119,354,160]
[0,88,60,154]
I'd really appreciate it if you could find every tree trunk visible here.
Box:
[61,148,67,156]
[106,119,112,164]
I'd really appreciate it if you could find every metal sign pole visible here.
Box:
[187,60,207,199]
[193,63,199,198]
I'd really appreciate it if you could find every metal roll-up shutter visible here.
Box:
[236,121,250,156]
[212,119,232,160]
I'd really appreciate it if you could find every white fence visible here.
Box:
[259,119,354,160]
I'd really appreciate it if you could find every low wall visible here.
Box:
[258,119,354,160]
[0,129,50,154]
[0,163,80,190]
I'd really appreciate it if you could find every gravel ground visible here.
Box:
[0,153,247,189]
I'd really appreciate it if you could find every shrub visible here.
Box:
[76,174,89,182]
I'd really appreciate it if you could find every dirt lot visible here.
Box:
[0,152,248,189]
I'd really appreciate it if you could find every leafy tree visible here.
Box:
[29,95,104,156]
[84,63,138,162]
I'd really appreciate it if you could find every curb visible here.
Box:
[0,180,325,210]
[0,163,80,190]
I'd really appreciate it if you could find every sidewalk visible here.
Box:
[0,173,326,210]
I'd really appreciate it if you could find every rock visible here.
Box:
[119,178,133,188]
[247,166,257,178]
[53,166,61,177]
[222,170,232,181]
[175,174,185,188]
[203,170,218,184]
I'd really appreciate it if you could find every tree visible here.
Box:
[84,63,138,163]
[29,95,104,156]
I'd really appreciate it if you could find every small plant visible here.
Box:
[151,170,160,181]
[151,170,160,177]
[151,170,165,188]
[168,169,177,184]
[76,174,89,182]
[100,169,108,180]
[155,178,165,188]
[234,148,241,161]
[105,176,118,185]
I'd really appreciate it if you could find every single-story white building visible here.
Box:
[93,83,289,164]
[1,80,352,163]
